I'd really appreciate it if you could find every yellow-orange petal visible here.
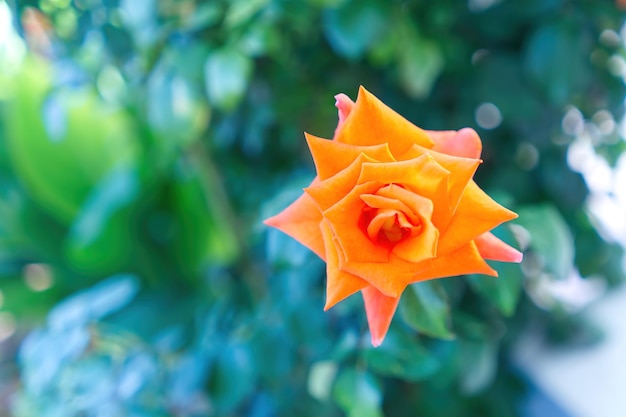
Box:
[340,252,421,297]
[358,156,450,226]
[475,232,523,263]
[305,133,395,180]
[320,220,368,310]
[437,181,518,255]
[392,218,439,263]
[361,192,422,225]
[334,93,355,138]
[305,153,376,211]
[373,183,434,222]
[429,128,482,159]
[264,189,326,260]
[323,181,390,263]
[336,86,434,154]
[362,285,400,347]
[399,144,481,223]
[410,240,497,283]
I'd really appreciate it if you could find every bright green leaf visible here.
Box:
[3,56,138,224]
[307,361,337,401]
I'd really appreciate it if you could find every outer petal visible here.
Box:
[336,86,434,154]
[362,286,400,347]
[411,240,497,282]
[264,186,326,260]
[437,181,518,255]
[334,93,355,138]
[429,128,482,159]
[341,241,496,296]
[321,220,368,310]
[305,154,377,211]
[305,133,395,180]
[475,232,523,263]
[399,144,481,220]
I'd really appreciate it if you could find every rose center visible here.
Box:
[362,207,423,245]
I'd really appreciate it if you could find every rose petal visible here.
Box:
[475,232,523,263]
[339,252,420,298]
[429,128,482,159]
[336,86,434,154]
[437,181,518,255]
[305,153,377,211]
[334,93,355,138]
[320,220,368,310]
[392,219,439,263]
[365,209,397,241]
[358,156,450,226]
[362,285,400,347]
[360,192,422,225]
[410,240,497,282]
[399,144,481,225]
[305,133,395,180]
[264,188,326,260]
[341,240,497,295]
[323,182,390,263]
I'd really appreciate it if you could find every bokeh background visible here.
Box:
[1,0,626,416]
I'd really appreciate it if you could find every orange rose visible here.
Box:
[265,86,522,346]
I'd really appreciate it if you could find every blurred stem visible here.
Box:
[186,140,267,302]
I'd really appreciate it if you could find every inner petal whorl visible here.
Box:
[361,189,425,245]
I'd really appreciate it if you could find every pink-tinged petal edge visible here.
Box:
[362,286,400,347]
[334,93,355,138]
[430,128,482,159]
[475,232,523,263]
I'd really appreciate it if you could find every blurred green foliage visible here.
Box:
[0,0,625,416]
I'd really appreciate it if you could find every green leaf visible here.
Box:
[523,23,590,106]
[468,261,523,317]
[307,361,338,401]
[332,368,383,417]
[147,64,210,146]
[397,32,443,99]
[3,56,138,224]
[171,172,240,272]
[458,339,499,395]
[399,281,454,339]
[65,165,139,273]
[467,226,524,316]
[210,343,256,413]
[204,48,253,111]
[362,327,439,381]
[515,204,574,279]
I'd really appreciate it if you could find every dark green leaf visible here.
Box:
[515,204,574,279]
[399,281,454,339]
[332,368,383,417]
[323,1,389,59]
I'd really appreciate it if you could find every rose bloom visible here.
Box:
[265,87,522,346]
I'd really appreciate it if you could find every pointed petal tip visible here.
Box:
[370,334,383,348]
